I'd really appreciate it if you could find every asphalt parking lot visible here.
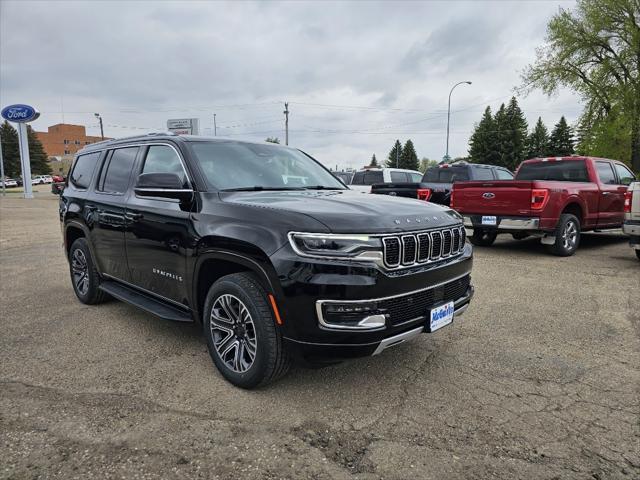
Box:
[1,194,638,480]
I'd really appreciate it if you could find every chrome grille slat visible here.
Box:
[382,226,465,269]
[442,230,452,257]
[430,231,443,260]
[417,233,431,262]
[401,235,417,265]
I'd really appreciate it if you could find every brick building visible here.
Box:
[35,123,109,158]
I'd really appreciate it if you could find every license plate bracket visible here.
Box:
[427,301,454,333]
[481,215,497,226]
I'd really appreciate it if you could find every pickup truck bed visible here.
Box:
[452,157,635,256]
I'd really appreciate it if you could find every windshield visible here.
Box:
[189,141,346,191]
[423,167,469,183]
[516,160,589,182]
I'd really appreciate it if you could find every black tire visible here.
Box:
[512,232,528,240]
[203,272,290,389]
[469,229,498,247]
[546,213,580,256]
[69,238,108,304]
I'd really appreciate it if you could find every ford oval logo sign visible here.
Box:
[1,104,40,123]
[482,192,495,199]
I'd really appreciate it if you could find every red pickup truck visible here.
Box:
[452,156,637,256]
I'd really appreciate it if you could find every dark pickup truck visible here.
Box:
[371,162,514,205]
[453,156,637,256]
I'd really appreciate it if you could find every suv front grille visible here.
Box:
[382,226,466,269]
[380,274,471,326]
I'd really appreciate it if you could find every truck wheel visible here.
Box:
[470,229,498,246]
[547,213,580,256]
[69,238,108,304]
[512,232,528,240]
[203,272,290,389]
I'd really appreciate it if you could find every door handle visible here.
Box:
[602,192,611,195]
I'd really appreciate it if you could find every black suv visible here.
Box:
[60,134,474,388]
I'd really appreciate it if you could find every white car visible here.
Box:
[349,167,423,193]
[32,175,53,185]
[623,181,640,260]
[1,178,18,188]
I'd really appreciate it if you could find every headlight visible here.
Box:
[288,232,382,260]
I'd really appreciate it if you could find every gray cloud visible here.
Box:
[0,0,580,168]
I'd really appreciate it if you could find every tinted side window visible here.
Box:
[70,152,101,189]
[410,172,423,182]
[141,145,188,187]
[351,171,364,185]
[390,171,409,183]
[423,167,470,183]
[596,161,616,185]
[473,168,494,181]
[363,171,384,185]
[98,147,138,194]
[613,163,636,185]
[496,169,514,180]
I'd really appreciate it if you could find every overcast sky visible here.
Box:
[1,0,580,170]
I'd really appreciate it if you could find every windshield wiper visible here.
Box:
[221,186,305,192]
[302,185,344,190]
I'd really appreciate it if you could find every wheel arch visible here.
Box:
[561,200,585,227]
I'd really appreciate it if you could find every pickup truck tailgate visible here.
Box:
[454,181,533,216]
[370,183,421,199]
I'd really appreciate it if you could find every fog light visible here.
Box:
[319,302,387,330]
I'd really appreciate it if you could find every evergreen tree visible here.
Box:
[0,121,21,178]
[493,103,510,168]
[526,117,550,158]
[400,139,419,170]
[468,106,499,164]
[502,97,528,170]
[265,137,280,144]
[369,153,378,167]
[386,140,403,168]
[548,116,575,156]
[26,126,52,175]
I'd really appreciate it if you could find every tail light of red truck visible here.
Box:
[417,188,432,202]
[531,188,549,210]
[624,190,633,213]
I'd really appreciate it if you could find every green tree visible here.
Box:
[548,116,575,156]
[419,157,438,173]
[521,0,640,171]
[26,126,52,175]
[265,137,280,144]
[386,139,403,167]
[369,153,378,167]
[526,117,550,158]
[501,97,529,170]
[468,106,499,164]
[576,105,630,161]
[400,139,419,170]
[0,121,20,178]
[492,103,510,168]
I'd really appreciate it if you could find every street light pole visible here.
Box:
[94,113,104,140]
[445,81,472,162]
[213,113,217,136]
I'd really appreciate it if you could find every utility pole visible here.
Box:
[396,145,399,168]
[94,113,104,140]
[0,128,5,196]
[283,102,289,145]
[213,113,217,136]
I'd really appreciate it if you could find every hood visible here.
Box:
[220,189,461,233]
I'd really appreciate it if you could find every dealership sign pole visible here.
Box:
[1,104,40,199]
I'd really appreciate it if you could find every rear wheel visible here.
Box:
[547,213,580,256]
[470,229,497,247]
[69,238,108,304]
[203,272,290,389]
[512,232,528,240]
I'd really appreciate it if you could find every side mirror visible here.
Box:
[134,173,193,201]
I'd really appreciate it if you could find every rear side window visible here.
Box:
[390,171,409,183]
[141,145,188,187]
[409,172,423,182]
[596,162,616,185]
[496,169,514,180]
[70,152,101,189]
[516,160,589,182]
[473,168,494,181]
[613,163,636,185]
[352,170,384,185]
[423,167,470,183]
[98,147,139,194]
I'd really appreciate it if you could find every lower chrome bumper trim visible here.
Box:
[463,216,540,230]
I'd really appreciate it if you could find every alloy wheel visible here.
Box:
[562,221,578,250]
[71,249,89,296]
[210,294,257,373]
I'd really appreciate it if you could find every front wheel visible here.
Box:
[547,213,580,256]
[469,229,498,247]
[69,238,108,304]
[203,272,290,389]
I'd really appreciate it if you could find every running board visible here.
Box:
[99,280,193,322]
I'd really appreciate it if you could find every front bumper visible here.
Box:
[271,242,474,363]
[463,215,540,231]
